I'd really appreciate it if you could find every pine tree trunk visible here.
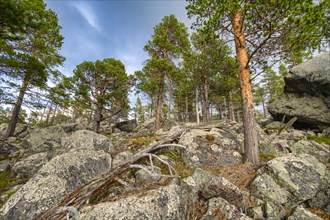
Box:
[45,102,53,125]
[6,74,29,137]
[93,102,103,133]
[39,101,49,124]
[50,104,58,124]
[229,92,236,122]
[185,94,188,122]
[262,97,267,118]
[155,72,165,130]
[195,88,200,124]
[232,11,260,165]
[223,96,227,120]
[203,77,210,122]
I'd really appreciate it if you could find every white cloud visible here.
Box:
[73,2,101,32]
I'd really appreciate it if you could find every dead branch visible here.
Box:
[36,132,186,220]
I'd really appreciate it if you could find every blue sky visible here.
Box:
[45,0,191,78]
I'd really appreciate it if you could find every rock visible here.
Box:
[79,183,192,220]
[0,123,27,138]
[67,130,114,153]
[284,52,330,107]
[268,52,330,130]
[11,152,49,179]
[308,186,330,212]
[0,140,19,159]
[135,166,162,184]
[0,150,112,219]
[322,127,330,137]
[60,122,79,133]
[179,129,243,167]
[0,160,10,172]
[137,117,155,130]
[112,151,133,167]
[268,93,330,129]
[115,119,137,132]
[22,125,68,153]
[191,168,243,207]
[289,140,330,163]
[288,206,323,220]
[201,197,251,220]
[250,154,329,217]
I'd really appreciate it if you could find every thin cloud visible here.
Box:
[73,2,101,32]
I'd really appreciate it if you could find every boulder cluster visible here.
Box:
[0,53,329,219]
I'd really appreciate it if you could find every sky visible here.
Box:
[45,0,191,78]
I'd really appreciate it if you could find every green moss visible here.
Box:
[0,171,28,193]
[260,153,276,162]
[307,136,330,145]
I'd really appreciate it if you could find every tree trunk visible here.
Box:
[6,74,29,137]
[195,88,200,124]
[223,96,227,120]
[262,97,267,118]
[232,11,260,165]
[93,102,103,133]
[229,92,236,122]
[38,101,49,124]
[155,72,165,130]
[203,76,211,122]
[45,102,53,125]
[50,103,58,124]
[185,94,189,122]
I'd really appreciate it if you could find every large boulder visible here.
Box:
[250,154,329,217]
[22,125,69,153]
[268,52,330,129]
[284,52,330,107]
[79,183,193,219]
[201,197,251,220]
[0,150,112,219]
[115,119,137,132]
[189,168,243,207]
[67,130,114,153]
[178,129,243,167]
[268,93,330,129]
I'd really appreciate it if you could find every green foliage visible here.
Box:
[134,97,145,123]
[307,136,330,145]
[186,0,328,69]
[72,58,132,131]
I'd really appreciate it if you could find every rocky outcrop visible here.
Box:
[288,206,324,220]
[0,150,112,219]
[201,197,251,220]
[115,119,137,132]
[268,52,330,129]
[250,154,329,218]
[188,168,243,207]
[178,128,243,167]
[79,183,193,219]
[67,130,114,153]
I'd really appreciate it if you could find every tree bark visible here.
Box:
[185,94,189,122]
[229,92,236,122]
[50,103,58,124]
[232,10,260,165]
[155,72,165,130]
[195,88,200,124]
[45,102,53,125]
[6,74,29,137]
[93,102,103,133]
[203,76,211,122]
